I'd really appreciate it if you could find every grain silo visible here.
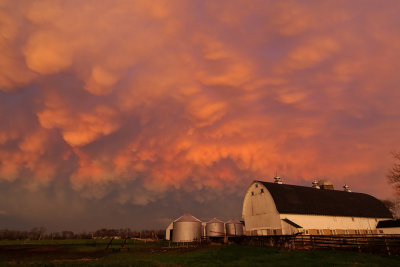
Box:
[225,219,244,236]
[172,213,202,242]
[206,218,225,237]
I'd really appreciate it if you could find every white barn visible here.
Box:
[242,179,393,235]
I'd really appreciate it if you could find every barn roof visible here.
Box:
[257,181,392,218]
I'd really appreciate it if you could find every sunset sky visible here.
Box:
[1,0,400,232]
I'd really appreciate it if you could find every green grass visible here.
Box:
[0,240,399,266]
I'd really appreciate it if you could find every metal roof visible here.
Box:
[174,213,201,223]
[207,218,224,224]
[282,218,302,228]
[226,219,242,224]
[257,181,392,218]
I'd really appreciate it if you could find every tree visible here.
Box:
[387,151,400,194]
[381,199,398,218]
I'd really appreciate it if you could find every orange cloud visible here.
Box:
[1,0,400,210]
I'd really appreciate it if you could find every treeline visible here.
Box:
[0,227,165,240]
[92,228,165,239]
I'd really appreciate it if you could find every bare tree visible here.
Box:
[381,199,397,218]
[387,151,400,194]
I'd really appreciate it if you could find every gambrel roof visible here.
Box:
[257,181,392,218]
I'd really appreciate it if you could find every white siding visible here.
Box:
[378,228,400,235]
[280,214,391,231]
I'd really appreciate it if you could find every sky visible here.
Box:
[1,0,400,232]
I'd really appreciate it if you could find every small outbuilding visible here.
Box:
[165,222,173,240]
[376,219,400,235]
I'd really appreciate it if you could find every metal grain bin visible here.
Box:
[225,219,244,236]
[172,214,202,242]
[206,218,225,237]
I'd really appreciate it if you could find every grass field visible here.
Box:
[1,239,400,266]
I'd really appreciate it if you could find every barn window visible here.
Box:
[251,191,254,196]
[260,189,264,193]
[304,230,309,235]
[255,184,258,188]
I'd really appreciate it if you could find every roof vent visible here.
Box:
[312,180,320,189]
[319,180,334,190]
[274,175,282,184]
[343,184,351,192]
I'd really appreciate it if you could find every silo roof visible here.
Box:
[226,219,242,224]
[174,213,201,223]
[207,218,223,223]
[257,181,392,218]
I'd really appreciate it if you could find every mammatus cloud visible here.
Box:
[1,0,400,222]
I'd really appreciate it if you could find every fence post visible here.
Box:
[268,236,273,247]
[384,238,391,256]
[292,236,296,250]
[356,236,361,253]
[311,235,315,250]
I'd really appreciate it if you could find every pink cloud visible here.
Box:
[0,0,399,210]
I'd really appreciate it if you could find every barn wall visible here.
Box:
[280,214,390,231]
[378,228,400,234]
[242,182,281,234]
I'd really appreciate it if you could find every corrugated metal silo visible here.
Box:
[206,218,225,237]
[172,213,202,242]
[225,219,244,236]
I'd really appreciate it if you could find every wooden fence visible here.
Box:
[230,235,400,255]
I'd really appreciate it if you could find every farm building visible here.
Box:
[242,177,393,235]
[376,219,400,234]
